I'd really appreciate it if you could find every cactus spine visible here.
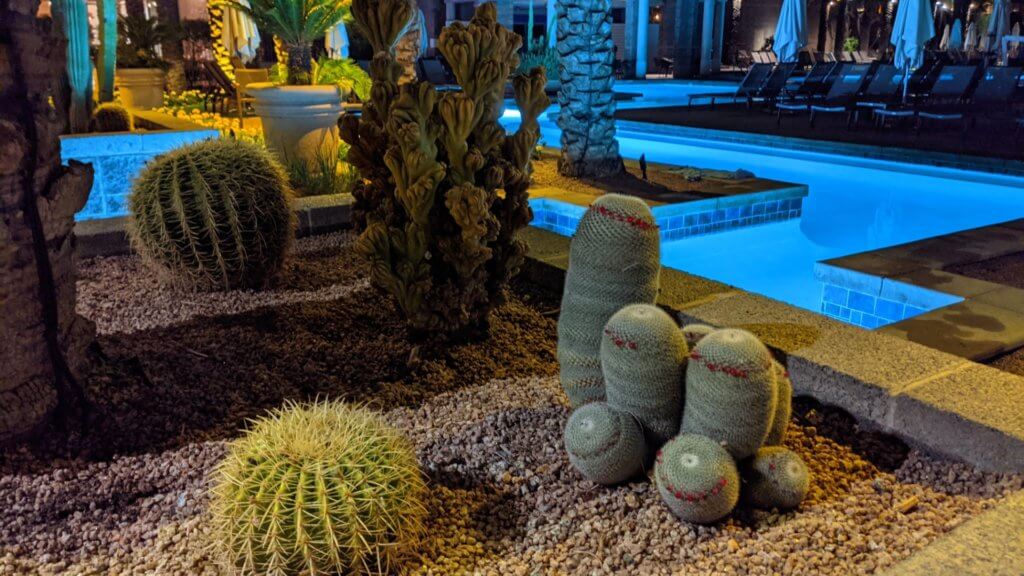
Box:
[602,304,686,447]
[558,194,660,407]
[52,0,92,132]
[681,329,777,460]
[89,103,132,133]
[742,446,810,510]
[210,401,427,575]
[564,401,646,485]
[655,433,740,524]
[765,360,792,446]
[127,139,295,291]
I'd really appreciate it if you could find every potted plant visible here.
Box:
[115,16,171,109]
[228,0,355,168]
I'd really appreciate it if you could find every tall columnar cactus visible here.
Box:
[127,139,296,291]
[655,433,740,524]
[210,401,427,575]
[89,103,132,132]
[342,1,550,335]
[555,0,624,178]
[602,304,686,447]
[564,401,647,485]
[96,0,117,102]
[742,446,810,510]
[558,194,660,407]
[51,0,92,132]
[765,360,793,446]
[681,328,778,460]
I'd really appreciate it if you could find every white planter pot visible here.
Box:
[247,83,343,169]
[115,68,165,109]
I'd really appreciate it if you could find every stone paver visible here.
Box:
[882,490,1024,575]
[879,300,1024,361]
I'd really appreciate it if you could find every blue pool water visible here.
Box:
[506,82,1024,328]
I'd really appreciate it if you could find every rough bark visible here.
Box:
[555,0,624,178]
[0,0,94,444]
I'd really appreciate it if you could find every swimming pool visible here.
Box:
[506,83,1024,328]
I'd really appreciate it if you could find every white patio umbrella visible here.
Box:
[987,0,1012,60]
[890,0,934,101]
[949,18,963,50]
[964,21,978,50]
[325,20,349,58]
[222,0,261,63]
[773,0,807,62]
[939,23,951,50]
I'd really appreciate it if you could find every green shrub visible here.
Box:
[89,102,133,132]
[517,45,558,78]
[210,400,427,575]
[342,0,550,335]
[286,141,360,197]
[127,138,295,291]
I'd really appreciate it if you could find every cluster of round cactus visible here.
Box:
[89,102,133,132]
[127,138,295,291]
[209,400,427,575]
[559,194,810,525]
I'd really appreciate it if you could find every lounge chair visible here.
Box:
[850,64,903,124]
[202,61,269,126]
[746,62,798,109]
[686,62,773,108]
[916,66,1022,134]
[774,63,873,126]
[873,64,977,128]
[418,57,456,86]
[779,61,839,102]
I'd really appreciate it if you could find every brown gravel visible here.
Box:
[1,231,1021,575]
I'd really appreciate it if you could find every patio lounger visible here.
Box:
[779,61,839,102]
[686,62,773,108]
[873,64,977,128]
[746,62,798,109]
[806,63,876,127]
[418,57,459,90]
[917,66,1022,134]
[850,64,903,124]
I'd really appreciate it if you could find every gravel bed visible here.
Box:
[1,232,1020,574]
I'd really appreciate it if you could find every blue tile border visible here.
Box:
[817,276,963,330]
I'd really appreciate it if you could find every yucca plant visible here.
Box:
[127,139,296,291]
[228,0,350,85]
[209,400,427,575]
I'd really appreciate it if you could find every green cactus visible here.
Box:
[51,0,92,132]
[741,446,810,510]
[765,360,793,446]
[96,0,117,102]
[88,103,133,133]
[127,139,295,291]
[558,194,661,407]
[602,304,686,447]
[681,323,716,349]
[341,1,550,335]
[681,328,778,460]
[655,433,740,524]
[210,400,427,575]
[564,401,647,485]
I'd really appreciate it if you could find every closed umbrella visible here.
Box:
[223,0,261,63]
[418,8,429,54]
[890,0,934,101]
[988,0,1012,60]
[964,21,978,50]
[773,0,807,63]
[325,20,349,58]
[939,23,951,50]
[949,18,963,50]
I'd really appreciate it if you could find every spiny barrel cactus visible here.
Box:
[564,401,646,485]
[210,401,427,575]
[655,433,740,524]
[602,304,686,447]
[89,103,132,132]
[681,323,715,349]
[127,139,295,291]
[681,328,777,460]
[342,0,550,335]
[765,360,793,446]
[558,194,660,407]
[741,446,810,510]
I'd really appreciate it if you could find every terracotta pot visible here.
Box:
[247,83,344,169]
[114,68,165,109]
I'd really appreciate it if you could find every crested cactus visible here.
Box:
[564,401,646,485]
[655,433,740,524]
[681,328,777,460]
[52,0,92,132]
[127,139,295,291]
[602,304,686,447]
[741,446,810,510]
[89,103,132,133]
[342,0,550,335]
[765,360,793,446]
[681,323,715,349]
[210,400,427,575]
[558,194,660,407]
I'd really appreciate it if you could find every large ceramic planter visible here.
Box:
[115,68,165,109]
[247,83,344,169]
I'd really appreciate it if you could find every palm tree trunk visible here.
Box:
[1,0,94,444]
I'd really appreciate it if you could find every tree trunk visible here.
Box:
[0,0,94,444]
[555,0,624,178]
